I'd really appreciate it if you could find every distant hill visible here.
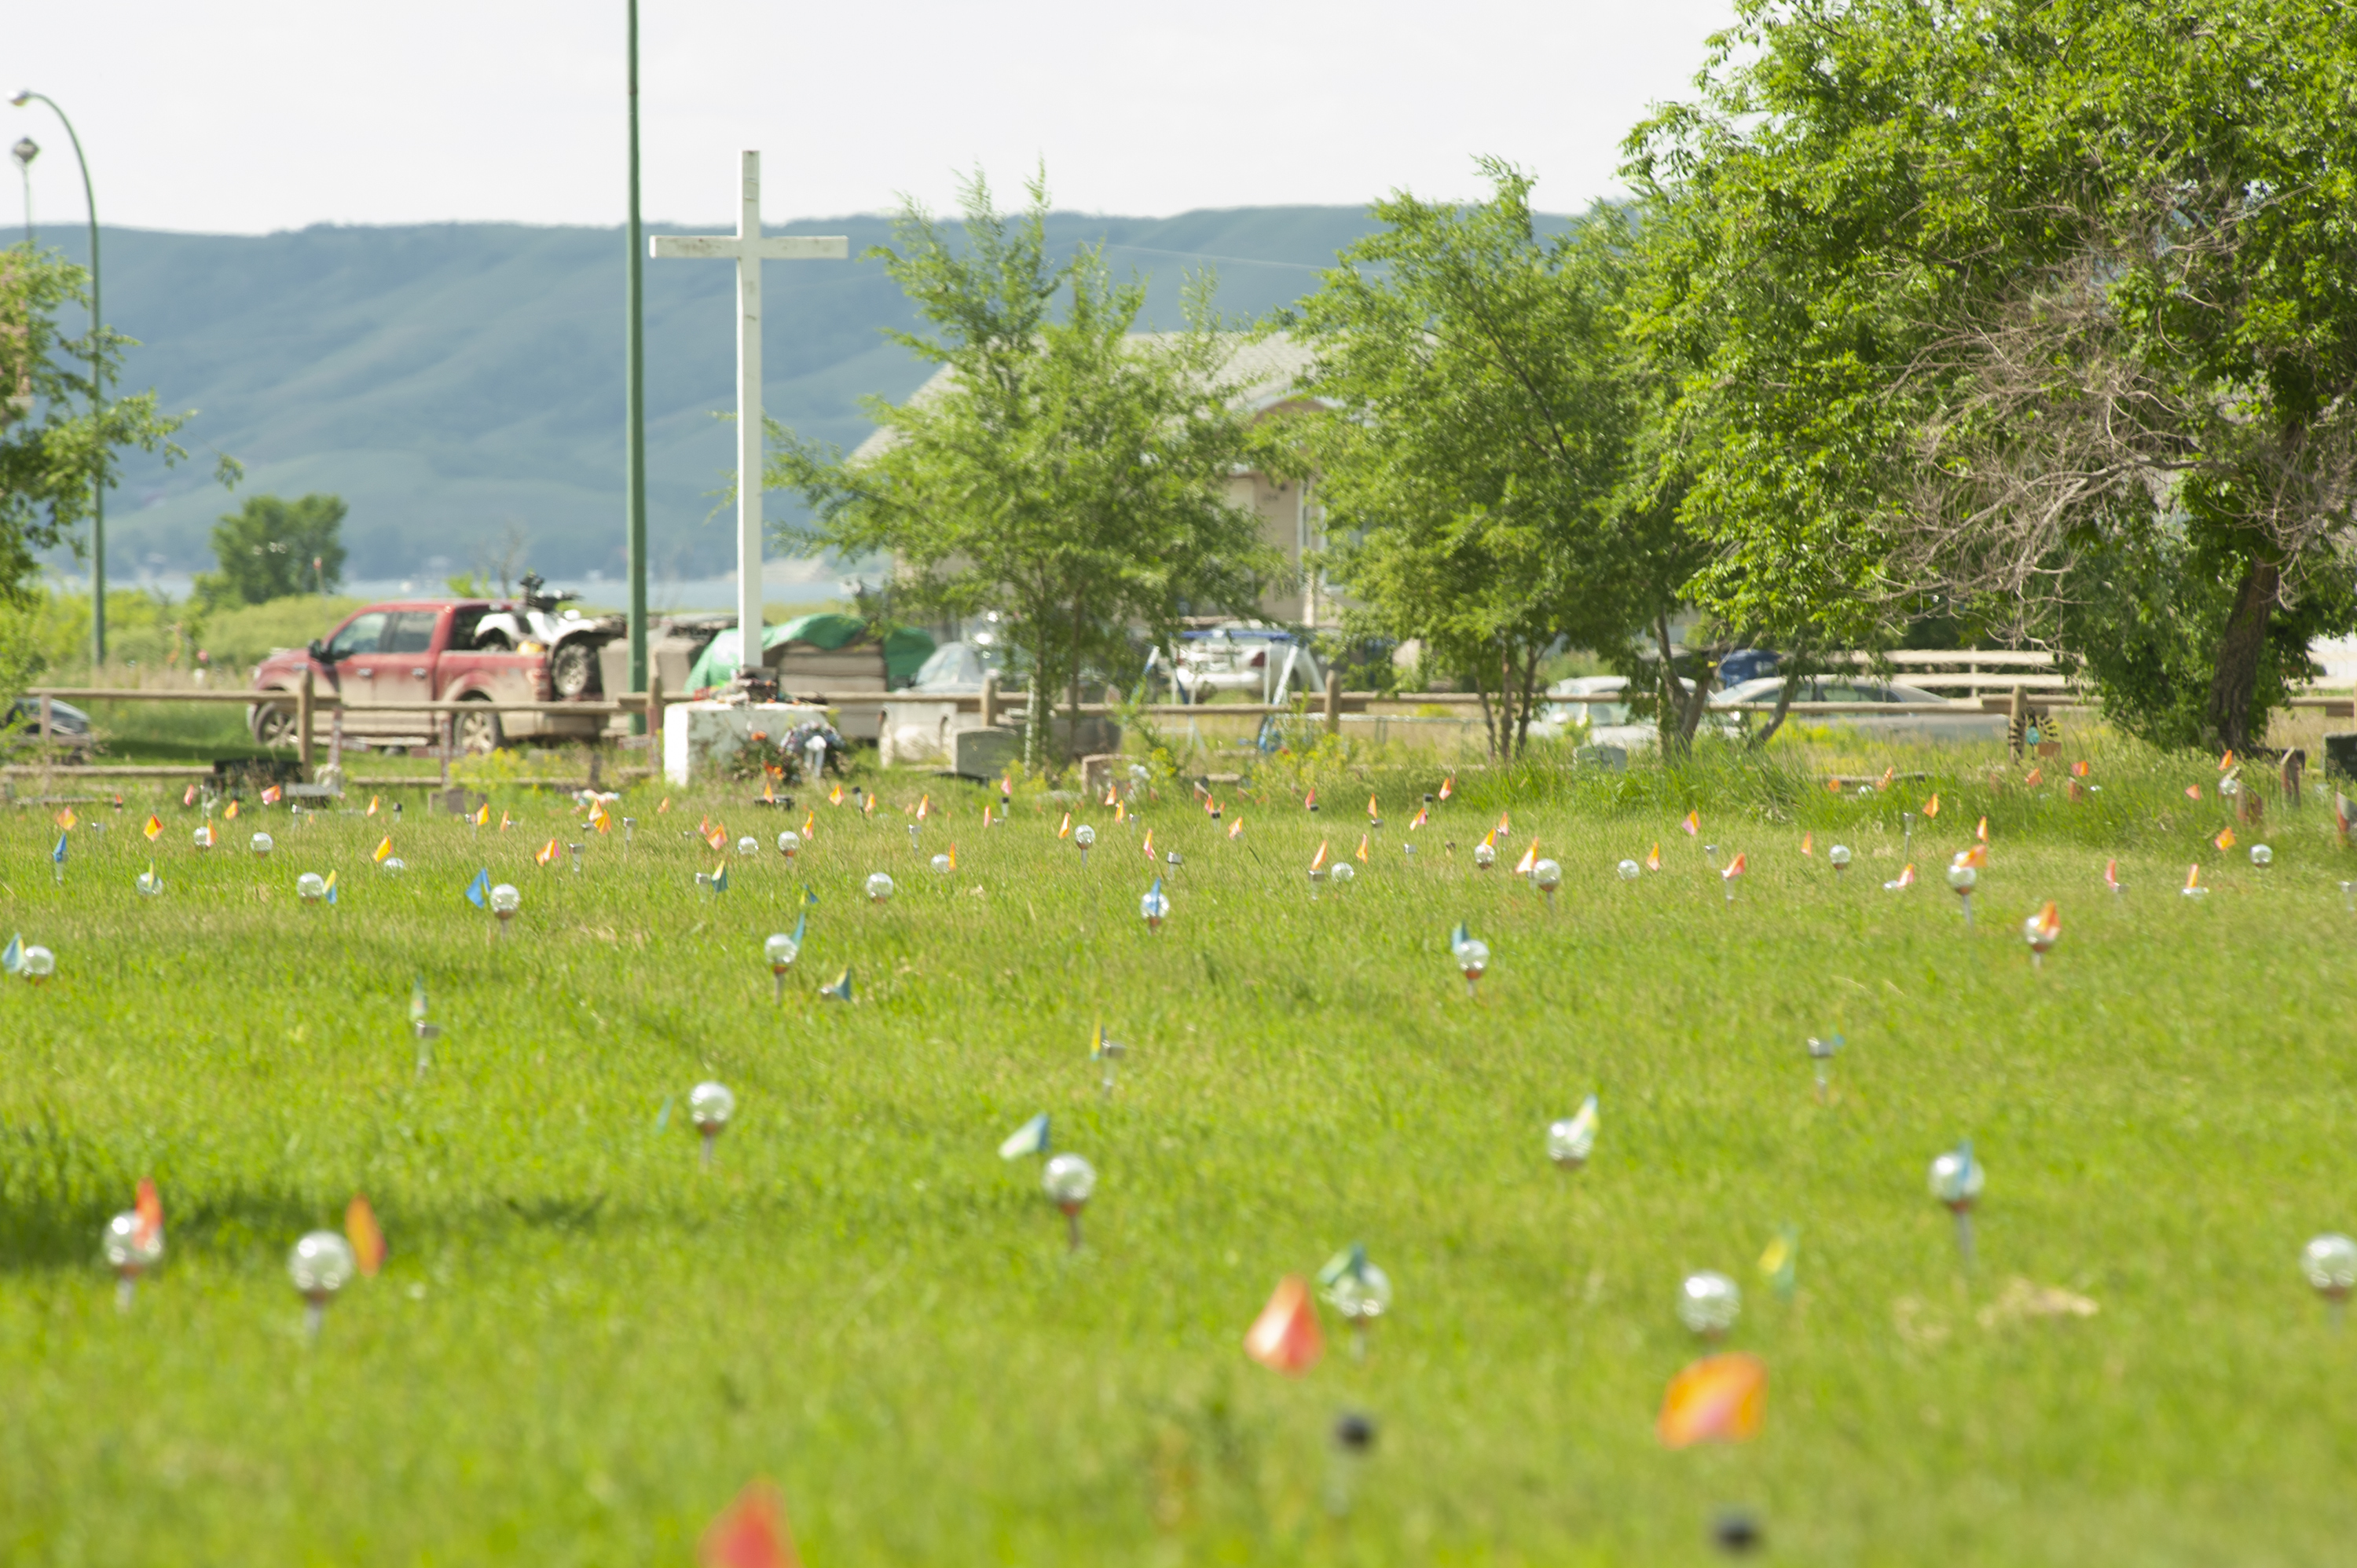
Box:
[38,208,1395,584]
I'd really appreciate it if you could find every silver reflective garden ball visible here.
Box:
[104,1211,163,1276]
[1327,1260,1394,1323]
[764,932,799,973]
[931,853,951,875]
[777,830,801,859]
[737,836,758,858]
[192,826,213,850]
[689,1081,735,1134]
[1472,842,1496,869]
[1928,1148,1985,1209]
[1617,859,1640,880]
[1532,858,1563,892]
[1828,844,1852,870]
[1677,1270,1742,1337]
[380,857,406,875]
[296,873,327,903]
[1073,825,1096,849]
[1327,862,1354,888]
[289,1230,357,1334]
[1139,886,1171,929]
[1457,938,1489,981]
[250,832,274,856]
[866,871,896,903]
[489,884,521,920]
[2302,1233,2357,1303]
[20,946,53,980]
[1043,1152,1097,1211]
[2251,844,2274,869]
[1946,862,1977,892]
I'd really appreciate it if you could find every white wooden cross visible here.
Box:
[651,151,847,678]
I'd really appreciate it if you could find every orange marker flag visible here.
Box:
[1961,843,1989,869]
[1877,766,1896,791]
[2022,768,2041,787]
[1681,810,1699,837]
[982,804,995,828]
[863,791,877,818]
[134,1178,164,1251]
[1497,811,1512,837]
[373,835,394,863]
[53,806,75,830]
[590,804,612,833]
[1824,775,1843,794]
[346,1194,386,1277]
[1355,833,1371,864]
[2105,858,2121,893]
[947,842,958,871]
[1657,1353,1767,1449]
[1975,816,1989,842]
[2214,826,2236,852]
[1514,840,1538,875]
[658,797,673,814]
[367,795,381,816]
[261,785,283,806]
[1801,831,1813,855]
[1409,804,1428,830]
[1645,841,1662,871]
[2069,760,2091,779]
[1921,793,1940,818]
[1439,775,1454,800]
[1721,852,1747,882]
[142,814,163,842]
[1303,786,1318,811]
[1102,783,1118,808]
[225,799,240,820]
[1243,1276,1324,1376]
[700,1481,803,1568]
[761,777,776,804]
[917,793,932,819]
[1367,793,1380,822]
[2033,899,2062,943]
[182,783,199,807]
[1227,818,1244,840]
[1203,794,1219,818]
[1479,828,1498,852]
[801,810,816,840]
[2186,862,2204,892]
[499,809,514,832]
[1141,828,1156,860]
[2219,749,2238,773]
[1310,839,1329,874]
[2184,783,2201,800]
[1058,811,1073,839]
[829,783,844,806]
[706,825,728,852]
[537,838,559,866]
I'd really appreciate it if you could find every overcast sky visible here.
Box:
[9,0,1735,236]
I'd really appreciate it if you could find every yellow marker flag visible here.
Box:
[863,792,876,817]
[2214,825,2236,852]
[54,806,76,830]
[1975,816,1989,842]
[1922,793,1941,818]
[1480,828,1497,852]
[373,835,394,863]
[1514,840,1538,875]
[1058,811,1072,839]
[1140,828,1155,860]
[1646,841,1662,871]
[2186,863,2203,891]
[142,814,163,842]
[346,1194,386,1277]
[537,838,559,866]
[473,802,489,826]
[367,796,381,817]
[1355,833,1370,864]
[918,793,931,819]
[225,800,240,820]
[658,797,672,813]
[1114,800,1127,822]
[947,842,958,871]
[1367,793,1380,822]
[1800,831,1813,856]
[1439,776,1454,800]
[801,810,815,839]
[829,783,844,806]
[1228,818,1244,840]
[1310,839,1329,873]
[499,810,513,831]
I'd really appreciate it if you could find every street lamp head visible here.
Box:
[10,93,31,108]
[10,137,35,171]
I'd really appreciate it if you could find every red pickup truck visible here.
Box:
[247,599,605,753]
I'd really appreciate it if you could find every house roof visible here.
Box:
[848,332,1324,464]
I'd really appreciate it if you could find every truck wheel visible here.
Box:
[549,641,599,699]
[455,699,504,754]
[252,702,299,749]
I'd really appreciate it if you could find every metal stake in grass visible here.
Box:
[1091,1023,1126,1095]
[1043,1152,1096,1250]
[1805,1034,1842,1101]
[103,1210,163,1310]
[1928,1140,1985,1269]
[1325,1412,1377,1519]
[570,843,585,874]
[1902,812,1915,859]
[2301,1233,2357,1328]
[1318,1244,1394,1361]
[410,976,441,1075]
[288,1231,357,1339]
[623,816,636,850]
[689,1082,735,1170]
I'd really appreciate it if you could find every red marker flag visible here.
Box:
[1438,775,1454,800]
[1721,852,1747,881]
[1658,1353,1767,1448]
[1244,1275,1323,1376]
[346,1193,386,1277]
[700,1482,803,1568]
[134,1178,164,1251]
[537,838,559,866]
[261,785,283,806]
[2105,859,2121,893]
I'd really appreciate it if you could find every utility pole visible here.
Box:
[624,2,650,728]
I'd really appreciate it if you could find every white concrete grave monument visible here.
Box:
[651,152,848,677]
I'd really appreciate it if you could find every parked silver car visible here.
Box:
[1712,676,2007,742]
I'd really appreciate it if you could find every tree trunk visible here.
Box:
[2207,558,2280,752]
[1749,670,1805,749]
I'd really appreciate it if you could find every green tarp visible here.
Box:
[684,614,936,694]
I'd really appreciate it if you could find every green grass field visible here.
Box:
[4,739,2355,1566]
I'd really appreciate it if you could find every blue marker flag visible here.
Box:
[51,833,67,865]
[998,1113,1050,1160]
[464,868,490,908]
[790,910,807,947]
[1,933,21,975]
[802,885,819,907]
[819,965,853,1002]
[713,863,730,895]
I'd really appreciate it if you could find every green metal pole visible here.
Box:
[14,93,101,667]
[625,2,649,729]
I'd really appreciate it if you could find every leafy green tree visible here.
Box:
[1,246,229,603]
[1280,165,1690,757]
[1624,0,2357,751]
[768,172,1277,765]
[196,493,347,608]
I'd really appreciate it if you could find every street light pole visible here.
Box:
[624,2,650,729]
[12,91,104,668]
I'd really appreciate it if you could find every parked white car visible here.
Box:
[1711,676,2008,743]
[1528,676,1659,750]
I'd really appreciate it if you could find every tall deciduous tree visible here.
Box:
[1,247,228,601]
[1281,165,1688,757]
[769,172,1277,765]
[1625,0,2357,751]
[196,493,347,608]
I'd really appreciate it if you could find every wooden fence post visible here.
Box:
[2283,749,2306,810]
[645,673,663,746]
[2007,685,2029,762]
[981,672,1000,730]
[1324,670,1341,738]
[297,669,316,780]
